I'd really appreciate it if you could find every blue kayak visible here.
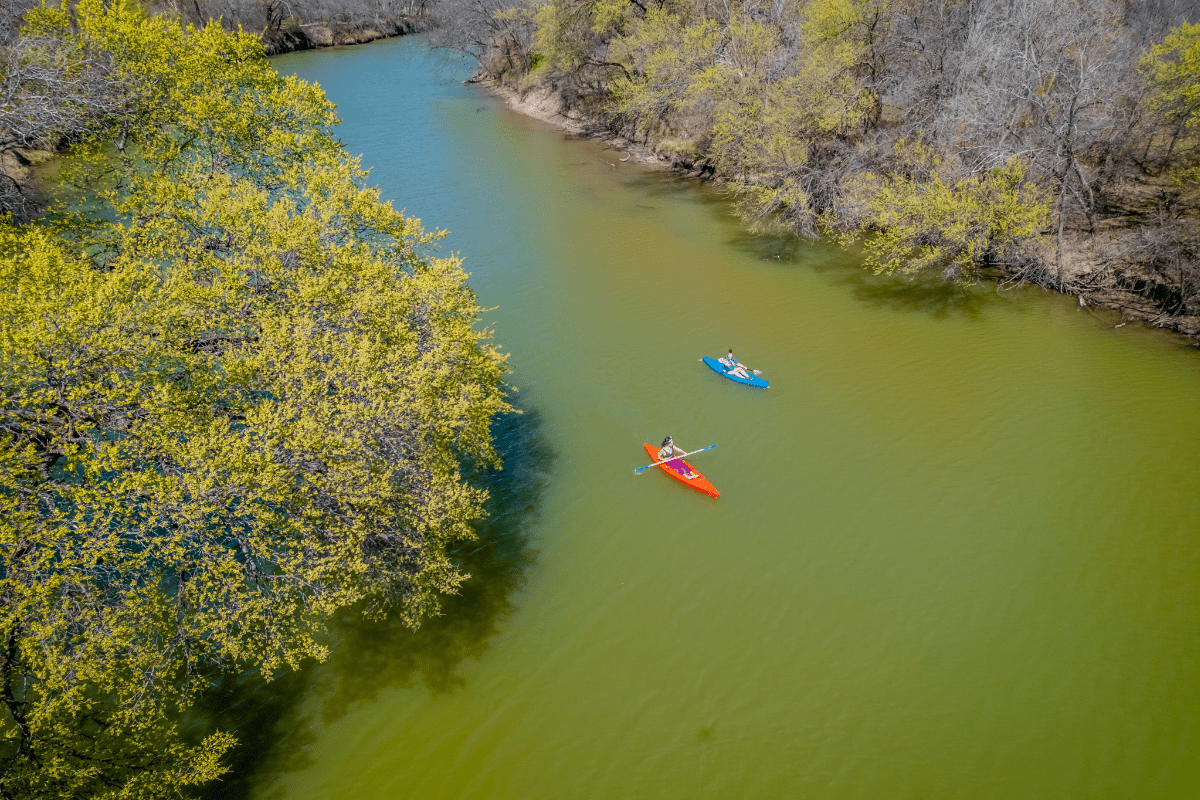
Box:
[701,356,769,388]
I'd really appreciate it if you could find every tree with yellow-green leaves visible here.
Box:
[431,0,1200,308]
[1141,20,1200,187]
[844,145,1049,283]
[1,2,510,797]
[604,0,881,237]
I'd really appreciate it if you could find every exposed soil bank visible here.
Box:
[483,78,1200,344]
[478,80,707,175]
[262,17,426,56]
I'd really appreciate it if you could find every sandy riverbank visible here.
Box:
[481,80,710,176]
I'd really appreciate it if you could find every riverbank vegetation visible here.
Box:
[171,0,430,54]
[1,0,426,57]
[0,2,509,796]
[432,0,1200,337]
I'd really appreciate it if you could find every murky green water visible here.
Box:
[225,36,1200,799]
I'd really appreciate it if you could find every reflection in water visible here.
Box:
[842,270,996,319]
[635,169,1004,321]
[194,402,552,799]
[190,665,312,800]
[722,225,807,264]
[717,208,998,319]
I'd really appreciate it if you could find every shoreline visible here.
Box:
[481,79,1200,345]
[479,80,712,177]
[10,21,424,219]
[261,17,425,56]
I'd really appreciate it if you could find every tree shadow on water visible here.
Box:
[722,224,1003,321]
[194,402,552,800]
[842,269,1002,320]
[619,167,1009,323]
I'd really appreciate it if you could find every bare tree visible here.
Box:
[1123,0,1200,43]
[426,0,537,78]
[943,0,1139,268]
[0,5,124,218]
[881,0,982,134]
[1091,214,1200,321]
[159,0,419,31]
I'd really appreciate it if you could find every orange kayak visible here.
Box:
[642,443,719,498]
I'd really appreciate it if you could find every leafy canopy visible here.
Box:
[847,146,1049,282]
[1,2,510,797]
[1141,21,1200,130]
[1140,20,1200,185]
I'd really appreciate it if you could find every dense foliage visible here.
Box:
[0,2,509,797]
[153,0,425,38]
[1141,20,1200,187]
[433,0,1200,326]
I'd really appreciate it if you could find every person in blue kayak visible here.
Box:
[720,348,751,379]
[658,436,700,479]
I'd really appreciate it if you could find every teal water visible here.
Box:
[221,36,1200,799]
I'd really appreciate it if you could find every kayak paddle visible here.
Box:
[634,444,718,474]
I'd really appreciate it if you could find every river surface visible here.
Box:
[229,36,1200,799]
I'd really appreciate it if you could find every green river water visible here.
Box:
[222,36,1200,799]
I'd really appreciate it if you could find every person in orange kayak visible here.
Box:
[658,436,700,479]
[720,348,751,379]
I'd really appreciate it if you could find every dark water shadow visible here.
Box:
[722,214,1018,321]
[193,401,552,800]
[840,270,1002,320]
[721,225,823,266]
[621,169,1011,322]
[630,171,722,203]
